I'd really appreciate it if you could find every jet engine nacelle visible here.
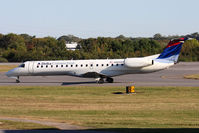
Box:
[124,58,153,68]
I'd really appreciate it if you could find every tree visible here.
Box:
[57,35,81,43]
[180,39,199,61]
[0,32,199,62]
[153,33,163,40]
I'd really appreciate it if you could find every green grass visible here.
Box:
[184,74,199,80]
[0,86,199,130]
[0,119,58,130]
[0,65,18,72]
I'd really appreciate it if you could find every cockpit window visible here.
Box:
[18,64,25,68]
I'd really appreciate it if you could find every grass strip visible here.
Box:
[0,119,58,130]
[184,74,199,80]
[0,86,199,130]
[0,65,18,72]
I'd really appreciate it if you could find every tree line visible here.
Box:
[0,33,199,62]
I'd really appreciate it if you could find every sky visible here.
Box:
[0,0,199,38]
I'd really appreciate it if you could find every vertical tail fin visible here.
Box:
[157,37,188,63]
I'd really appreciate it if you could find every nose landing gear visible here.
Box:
[16,76,20,83]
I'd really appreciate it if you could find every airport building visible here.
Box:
[65,42,79,51]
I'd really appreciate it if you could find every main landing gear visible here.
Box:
[96,77,114,84]
[106,77,114,83]
[16,76,20,83]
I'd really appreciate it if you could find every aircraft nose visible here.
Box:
[6,68,18,77]
[6,70,13,77]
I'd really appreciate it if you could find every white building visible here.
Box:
[65,42,79,51]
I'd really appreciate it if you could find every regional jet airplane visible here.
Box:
[6,37,189,83]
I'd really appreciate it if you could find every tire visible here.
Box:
[106,77,114,83]
[98,78,104,84]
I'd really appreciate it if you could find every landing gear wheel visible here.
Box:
[16,76,20,83]
[106,77,114,83]
[96,78,104,84]
[98,78,104,84]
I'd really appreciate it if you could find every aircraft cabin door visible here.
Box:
[28,62,34,74]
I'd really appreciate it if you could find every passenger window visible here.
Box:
[66,65,68,67]
[102,64,104,66]
[61,65,63,67]
[46,65,48,68]
[116,64,119,66]
[56,65,58,67]
[51,65,53,68]
[111,64,114,66]
[107,64,109,66]
[121,64,124,66]
[86,64,88,67]
[81,64,83,67]
[19,64,25,68]
[90,64,93,67]
[41,65,43,68]
[37,66,39,68]
[96,64,98,67]
[71,65,73,67]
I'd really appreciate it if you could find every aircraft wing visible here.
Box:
[81,72,107,78]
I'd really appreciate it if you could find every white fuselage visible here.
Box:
[6,56,174,79]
